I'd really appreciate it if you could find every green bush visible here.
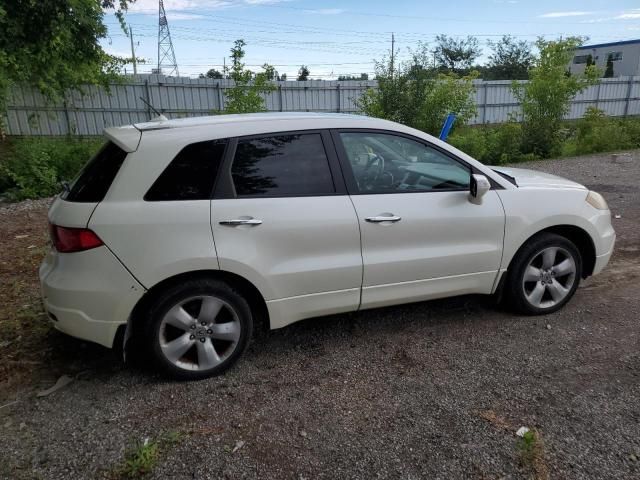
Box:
[449,122,526,165]
[512,38,600,158]
[574,108,636,155]
[449,127,488,161]
[484,122,523,164]
[0,137,102,200]
[359,44,477,136]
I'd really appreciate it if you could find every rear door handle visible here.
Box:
[365,215,402,223]
[219,218,263,226]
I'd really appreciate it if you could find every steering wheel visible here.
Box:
[360,153,385,190]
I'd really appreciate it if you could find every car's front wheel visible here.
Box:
[145,278,253,380]
[506,233,582,315]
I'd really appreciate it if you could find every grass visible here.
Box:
[517,429,549,480]
[116,439,160,479]
[110,431,184,479]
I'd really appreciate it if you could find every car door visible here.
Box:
[211,130,362,328]
[333,130,506,310]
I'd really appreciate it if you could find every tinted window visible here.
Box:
[339,132,470,193]
[145,139,227,201]
[231,134,335,197]
[64,142,127,202]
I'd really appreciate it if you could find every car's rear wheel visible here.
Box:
[506,233,582,315]
[145,279,252,380]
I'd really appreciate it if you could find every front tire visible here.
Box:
[145,278,253,380]
[506,233,582,315]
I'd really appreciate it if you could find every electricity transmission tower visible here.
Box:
[157,0,179,76]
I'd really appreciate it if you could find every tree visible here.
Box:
[223,40,275,114]
[433,35,482,74]
[201,68,223,79]
[297,65,310,81]
[338,73,369,81]
[586,54,594,67]
[604,56,614,78]
[0,0,133,128]
[359,44,477,136]
[279,73,287,81]
[485,35,533,80]
[512,37,600,157]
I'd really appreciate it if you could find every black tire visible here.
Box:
[505,232,582,315]
[144,278,253,380]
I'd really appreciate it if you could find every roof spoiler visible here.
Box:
[103,125,142,153]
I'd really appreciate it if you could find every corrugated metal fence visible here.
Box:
[4,75,640,136]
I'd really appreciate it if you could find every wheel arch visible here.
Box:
[127,269,270,346]
[505,224,596,281]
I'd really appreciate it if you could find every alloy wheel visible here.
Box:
[522,246,577,309]
[159,295,241,371]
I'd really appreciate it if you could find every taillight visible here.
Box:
[49,223,104,253]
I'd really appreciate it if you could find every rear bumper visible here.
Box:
[39,246,145,348]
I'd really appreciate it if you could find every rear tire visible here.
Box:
[505,233,582,315]
[144,278,253,380]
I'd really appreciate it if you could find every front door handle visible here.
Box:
[365,215,402,223]
[219,218,263,226]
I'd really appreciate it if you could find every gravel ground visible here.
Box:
[1,151,639,480]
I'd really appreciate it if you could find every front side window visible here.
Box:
[573,55,590,65]
[339,132,470,193]
[145,139,227,201]
[231,133,335,197]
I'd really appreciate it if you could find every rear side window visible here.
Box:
[231,133,335,197]
[145,139,227,201]
[63,142,127,202]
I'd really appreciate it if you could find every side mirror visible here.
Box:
[469,174,491,205]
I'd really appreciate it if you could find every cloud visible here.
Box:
[539,11,595,18]
[126,0,288,15]
[305,8,344,15]
[614,9,640,20]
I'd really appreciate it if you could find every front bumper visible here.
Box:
[593,234,615,275]
[39,246,145,348]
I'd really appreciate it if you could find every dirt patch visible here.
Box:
[1,151,640,479]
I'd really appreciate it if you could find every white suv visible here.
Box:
[39,113,615,379]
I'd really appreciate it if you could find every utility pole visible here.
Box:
[157,0,179,76]
[390,33,395,77]
[129,26,137,75]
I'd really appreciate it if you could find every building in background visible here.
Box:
[570,39,640,77]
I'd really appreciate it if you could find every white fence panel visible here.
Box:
[4,75,640,136]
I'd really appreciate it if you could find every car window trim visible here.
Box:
[213,129,347,200]
[330,128,502,195]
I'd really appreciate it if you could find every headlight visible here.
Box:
[586,191,609,210]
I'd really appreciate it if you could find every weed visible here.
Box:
[110,431,184,479]
[115,439,160,479]
[517,429,549,480]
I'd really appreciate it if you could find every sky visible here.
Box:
[101,0,640,79]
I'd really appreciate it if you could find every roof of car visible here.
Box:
[132,112,385,131]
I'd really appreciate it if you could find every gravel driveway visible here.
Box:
[1,151,639,480]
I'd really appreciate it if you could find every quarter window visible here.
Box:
[231,133,335,197]
[145,139,227,201]
[339,132,471,193]
[63,141,127,203]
